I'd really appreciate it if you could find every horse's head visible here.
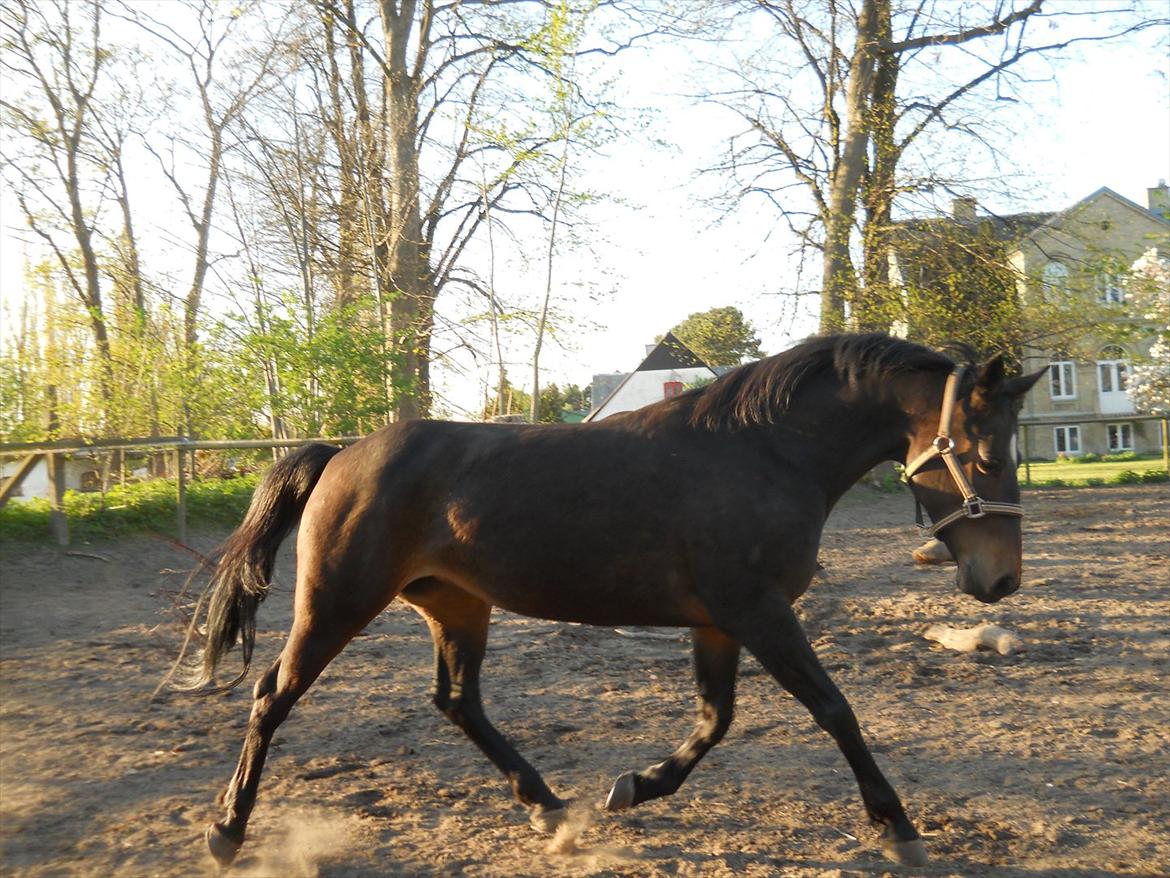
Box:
[905,355,1045,604]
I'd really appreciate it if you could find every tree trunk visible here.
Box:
[380,1,433,420]
[858,0,899,333]
[820,0,879,334]
[321,5,362,309]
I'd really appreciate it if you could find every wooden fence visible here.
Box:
[3,418,1167,546]
[0,436,361,546]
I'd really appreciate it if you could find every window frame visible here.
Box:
[1096,347,1129,396]
[662,380,684,399]
[1042,260,1069,299]
[1106,423,1134,452]
[1053,425,1082,456]
[1049,360,1077,400]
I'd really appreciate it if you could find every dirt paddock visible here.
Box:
[2,484,1167,877]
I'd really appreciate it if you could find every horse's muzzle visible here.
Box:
[958,564,1020,604]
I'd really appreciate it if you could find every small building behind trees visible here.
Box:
[587,333,718,422]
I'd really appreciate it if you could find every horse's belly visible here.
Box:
[438,563,711,628]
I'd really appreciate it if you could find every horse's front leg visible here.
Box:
[605,625,739,810]
[715,593,927,867]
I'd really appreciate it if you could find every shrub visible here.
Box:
[0,473,261,542]
[1139,470,1169,484]
[1073,452,1100,464]
[1112,469,1144,485]
[1100,451,1140,463]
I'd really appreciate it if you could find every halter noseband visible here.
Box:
[903,366,1023,538]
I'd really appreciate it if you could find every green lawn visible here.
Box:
[1018,454,1169,487]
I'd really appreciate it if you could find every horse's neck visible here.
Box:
[781,381,918,508]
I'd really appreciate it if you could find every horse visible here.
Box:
[182,332,1045,868]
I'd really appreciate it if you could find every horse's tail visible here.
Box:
[167,442,342,695]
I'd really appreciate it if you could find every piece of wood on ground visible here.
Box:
[923,622,1025,656]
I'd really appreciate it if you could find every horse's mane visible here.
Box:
[687,333,962,431]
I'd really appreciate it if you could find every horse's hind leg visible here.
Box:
[403,579,568,832]
[604,626,739,811]
[206,581,390,865]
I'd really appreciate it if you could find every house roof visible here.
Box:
[585,333,714,422]
[638,332,709,371]
[1030,186,1170,237]
[893,186,1170,248]
[892,210,1053,245]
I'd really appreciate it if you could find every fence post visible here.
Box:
[1162,418,1169,475]
[175,444,187,545]
[1022,425,1032,486]
[48,452,69,546]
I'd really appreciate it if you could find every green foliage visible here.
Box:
[482,381,588,423]
[1113,469,1144,485]
[1101,450,1140,463]
[667,306,764,367]
[0,474,260,542]
[1073,452,1101,463]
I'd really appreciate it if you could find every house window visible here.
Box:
[1053,425,1081,456]
[1107,423,1133,452]
[1097,345,1128,393]
[1042,261,1069,299]
[663,381,683,399]
[1049,360,1076,400]
[1098,274,1125,304]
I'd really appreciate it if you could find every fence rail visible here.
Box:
[0,436,363,545]
[3,419,1167,547]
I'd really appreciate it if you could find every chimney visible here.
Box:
[646,343,656,356]
[951,196,977,223]
[1148,180,1169,220]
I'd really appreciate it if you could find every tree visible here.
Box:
[710,0,1165,332]
[1,0,115,408]
[666,306,764,367]
[319,0,633,421]
[482,381,587,424]
[1126,249,1170,416]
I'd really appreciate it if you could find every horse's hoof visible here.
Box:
[529,805,568,834]
[881,835,929,867]
[604,771,637,812]
[206,822,243,868]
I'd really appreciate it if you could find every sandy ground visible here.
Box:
[1,484,1168,878]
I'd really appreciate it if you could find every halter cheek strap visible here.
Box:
[904,366,1024,539]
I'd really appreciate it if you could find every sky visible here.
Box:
[429,10,1170,416]
[2,4,1168,420]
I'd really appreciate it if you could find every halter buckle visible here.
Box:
[932,435,954,454]
[962,497,986,519]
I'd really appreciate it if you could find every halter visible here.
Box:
[903,366,1024,538]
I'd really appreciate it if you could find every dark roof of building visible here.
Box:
[893,211,1054,244]
[637,332,708,371]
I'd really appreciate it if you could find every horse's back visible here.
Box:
[296,418,820,626]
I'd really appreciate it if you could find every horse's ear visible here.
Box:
[974,353,1006,391]
[1002,366,1047,399]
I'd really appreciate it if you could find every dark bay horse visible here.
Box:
[186,333,1044,868]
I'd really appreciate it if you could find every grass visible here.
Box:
[1018,454,1169,488]
[0,473,261,542]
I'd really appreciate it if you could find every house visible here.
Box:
[890,183,1170,458]
[587,333,718,421]
[1,454,99,501]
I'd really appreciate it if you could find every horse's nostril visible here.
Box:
[991,574,1019,599]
